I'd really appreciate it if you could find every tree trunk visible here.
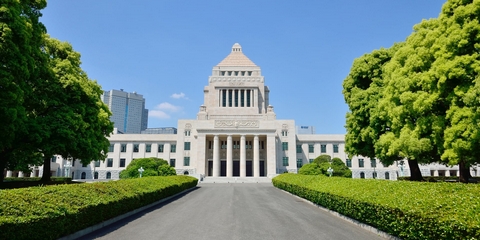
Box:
[0,154,7,187]
[40,156,51,182]
[408,159,424,181]
[459,160,471,183]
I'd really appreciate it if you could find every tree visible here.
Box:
[0,0,49,183]
[330,157,352,178]
[36,35,113,181]
[343,44,404,168]
[119,158,176,179]
[435,0,480,183]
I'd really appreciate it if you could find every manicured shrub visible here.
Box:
[298,163,322,175]
[0,175,197,240]
[119,157,176,179]
[273,174,480,240]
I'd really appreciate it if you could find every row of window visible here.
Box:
[220,71,253,76]
[282,143,339,153]
[109,143,188,153]
[352,159,379,168]
[210,140,265,149]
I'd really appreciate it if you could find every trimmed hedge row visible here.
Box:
[273,173,480,240]
[0,175,198,240]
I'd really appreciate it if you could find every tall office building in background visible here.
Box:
[101,89,148,133]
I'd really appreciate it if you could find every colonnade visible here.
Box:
[219,89,257,108]
[211,134,262,177]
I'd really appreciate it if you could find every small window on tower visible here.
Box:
[241,71,245,76]
[234,71,238,76]
[248,71,252,76]
[220,71,225,76]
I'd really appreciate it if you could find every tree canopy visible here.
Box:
[0,0,49,182]
[343,0,480,183]
[0,1,113,183]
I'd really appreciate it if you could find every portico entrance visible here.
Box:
[208,160,266,177]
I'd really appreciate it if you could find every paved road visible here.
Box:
[82,183,386,240]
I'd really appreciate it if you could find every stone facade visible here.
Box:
[16,43,477,181]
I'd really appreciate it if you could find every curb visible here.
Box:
[58,186,197,240]
[276,188,401,240]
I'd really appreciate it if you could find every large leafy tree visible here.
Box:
[0,0,49,182]
[37,35,113,181]
[436,0,480,182]
[344,0,480,183]
[343,44,404,170]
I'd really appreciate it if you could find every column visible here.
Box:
[267,134,276,177]
[6,171,13,177]
[213,135,220,177]
[240,135,246,177]
[227,135,233,177]
[253,135,260,177]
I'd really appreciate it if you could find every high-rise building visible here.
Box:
[101,89,148,133]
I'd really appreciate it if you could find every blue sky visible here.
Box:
[40,1,446,134]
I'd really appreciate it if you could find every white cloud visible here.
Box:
[171,92,188,99]
[149,110,170,119]
[155,102,181,112]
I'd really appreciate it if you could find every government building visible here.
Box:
[6,43,475,181]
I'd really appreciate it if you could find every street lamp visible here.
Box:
[327,167,334,177]
[64,160,72,178]
[138,167,144,178]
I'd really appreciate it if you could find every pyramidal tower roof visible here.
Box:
[216,43,257,67]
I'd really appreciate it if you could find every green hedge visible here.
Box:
[273,174,480,240]
[0,175,198,240]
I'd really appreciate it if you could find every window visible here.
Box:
[184,142,191,150]
[308,144,314,153]
[185,130,190,136]
[360,172,365,179]
[321,144,326,153]
[359,158,364,168]
[94,172,98,179]
[346,159,352,168]
[171,145,176,153]
[309,159,314,163]
[283,157,289,166]
[121,144,127,152]
[119,158,126,168]
[133,144,139,152]
[51,156,56,162]
[282,142,288,151]
[282,130,288,136]
[385,172,390,180]
[296,145,302,153]
[146,144,151,152]
[222,90,226,107]
[297,159,303,168]
[107,158,113,167]
[184,157,190,166]
[81,172,86,179]
[373,172,377,179]
[158,144,164,153]
[108,144,114,152]
[371,159,376,168]
[333,144,339,153]
[170,159,176,167]
[95,160,100,167]
[106,172,111,179]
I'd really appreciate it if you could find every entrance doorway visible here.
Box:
[246,161,252,176]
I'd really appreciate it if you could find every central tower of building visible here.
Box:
[197,43,275,121]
